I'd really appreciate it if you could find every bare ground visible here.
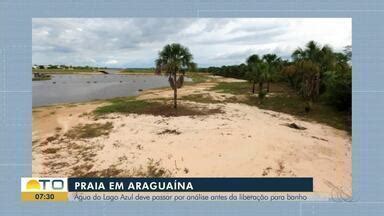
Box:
[32,76,351,198]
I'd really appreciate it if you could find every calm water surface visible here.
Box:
[33,74,184,107]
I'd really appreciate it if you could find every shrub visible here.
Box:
[323,70,352,111]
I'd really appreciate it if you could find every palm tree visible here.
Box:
[256,62,270,100]
[246,54,261,65]
[246,54,261,93]
[246,54,275,98]
[155,43,196,109]
[262,54,282,92]
[296,60,320,101]
[288,59,320,112]
[246,55,270,102]
[292,41,322,63]
[292,41,336,103]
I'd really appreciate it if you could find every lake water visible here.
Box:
[33,74,183,107]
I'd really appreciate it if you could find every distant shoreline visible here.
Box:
[33,69,104,75]
[33,68,156,74]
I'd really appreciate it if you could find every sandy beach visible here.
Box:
[32,76,351,198]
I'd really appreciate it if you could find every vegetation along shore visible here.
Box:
[33,41,351,198]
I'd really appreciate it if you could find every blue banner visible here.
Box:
[68,178,313,192]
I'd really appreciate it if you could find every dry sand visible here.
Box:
[32,77,351,198]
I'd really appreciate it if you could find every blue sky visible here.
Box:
[32,18,351,68]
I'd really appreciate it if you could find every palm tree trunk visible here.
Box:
[267,82,270,93]
[252,81,255,94]
[173,73,177,109]
[259,82,263,93]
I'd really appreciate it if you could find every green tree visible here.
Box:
[256,62,270,101]
[323,67,351,111]
[188,62,198,72]
[296,60,321,109]
[246,54,262,93]
[281,64,298,88]
[323,46,352,111]
[262,54,282,92]
[246,54,271,101]
[291,41,337,104]
[246,54,274,99]
[155,43,196,109]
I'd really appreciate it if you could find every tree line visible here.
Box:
[33,65,106,70]
[201,41,352,112]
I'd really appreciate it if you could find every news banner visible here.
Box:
[21,177,313,202]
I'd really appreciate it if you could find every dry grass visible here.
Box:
[157,129,181,135]
[212,82,351,131]
[80,165,124,177]
[69,159,172,178]
[71,164,94,176]
[46,134,59,142]
[134,159,172,177]
[42,148,61,154]
[49,162,70,169]
[65,122,113,139]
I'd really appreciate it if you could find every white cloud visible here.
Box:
[105,59,118,65]
[32,18,351,67]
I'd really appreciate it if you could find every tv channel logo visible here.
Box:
[21,178,68,192]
